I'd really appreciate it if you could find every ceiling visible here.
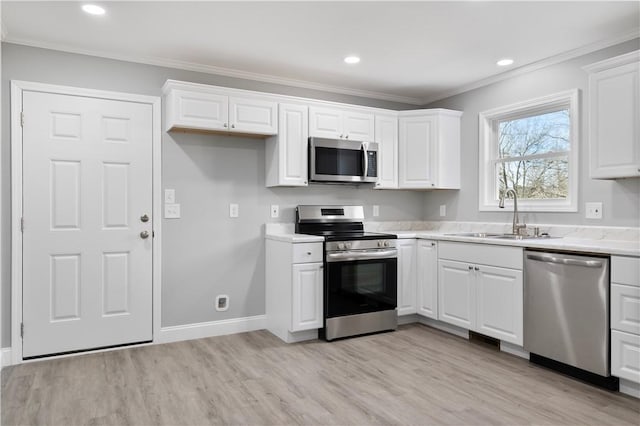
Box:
[2,1,639,105]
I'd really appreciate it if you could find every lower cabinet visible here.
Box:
[266,239,324,343]
[417,240,438,319]
[397,239,417,316]
[612,330,640,383]
[437,242,523,345]
[291,263,323,331]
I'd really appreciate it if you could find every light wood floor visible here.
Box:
[2,323,639,425]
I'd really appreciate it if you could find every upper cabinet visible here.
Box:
[585,51,640,179]
[309,106,375,142]
[163,80,278,136]
[398,109,462,189]
[374,114,399,189]
[265,103,309,187]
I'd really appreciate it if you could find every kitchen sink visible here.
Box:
[445,232,559,240]
[444,232,502,238]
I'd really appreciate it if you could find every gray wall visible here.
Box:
[1,43,423,346]
[422,39,640,227]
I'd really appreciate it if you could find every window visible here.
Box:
[478,90,579,212]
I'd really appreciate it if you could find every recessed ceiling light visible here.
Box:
[344,56,361,65]
[497,58,514,67]
[82,4,106,16]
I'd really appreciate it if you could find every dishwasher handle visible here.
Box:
[526,253,604,268]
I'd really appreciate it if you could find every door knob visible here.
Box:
[140,214,149,223]
[140,231,150,239]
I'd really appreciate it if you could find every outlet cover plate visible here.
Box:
[585,202,603,219]
[372,205,380,217]
[164,203,181,219]
[229,203,239,218]
[270,204,279,218]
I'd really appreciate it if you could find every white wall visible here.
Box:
[1,43,424,346]
[422,38,640,227]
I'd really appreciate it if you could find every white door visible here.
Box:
[228,96,278,135]
[291,263,323,331]
[417,240,438,319]
[309,106,343,139]
[374,114,398,189]
[399,115,436,188]
[343,110,375,141]
[22,91,153,358]
[438,259,474,329]
[475,265,523,345]
[397,239,417,316]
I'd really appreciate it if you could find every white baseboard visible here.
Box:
[619,378,640,399]
[157,315,267,344]
[1,347,13,368]
[500,341,530,359]
[398,314,419,325]
[417,316,470,339]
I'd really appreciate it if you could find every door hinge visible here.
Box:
[20,323,24,338]
[20,217,24,232]
[20,111,24,127]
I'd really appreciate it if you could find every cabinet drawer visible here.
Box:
[292,243,323,263]
[612,257,640,287]
[612,330,640,384]
[612,284,640,334]
[438,242,522,270]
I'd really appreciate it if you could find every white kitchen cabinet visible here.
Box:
[163,80,278,135]
[437,242,523,345]
[265,103,309,187]
[585,51,640,179]
[309,106,375,141]
[291,263,323,332]
[266,239,324,343]
[398,109,462,189]
[374,114,399,189]
[475,265,523,344]
[611,255,640,384]
[438,259,474,329]
[397,239,417,316]
[416,239,438,319]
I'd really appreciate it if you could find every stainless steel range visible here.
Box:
[296,205,398,341]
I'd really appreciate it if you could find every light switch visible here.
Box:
[229,203,239,218]
[164,203,181,219]
[164,189,176,204]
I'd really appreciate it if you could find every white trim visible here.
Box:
[3,38,423,106]
[478,89,580,213]
[422,29,640,105]
[398,314,419,325]
[157,315,267,344]
[500,341,530,360]
[1,348,12,368]
[417,316,470,340]
[619,378,640,399]
[583,49,640,73]
[10,81,162,365]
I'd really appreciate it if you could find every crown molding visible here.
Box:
[1,36,424,106]
[420,28,640,105]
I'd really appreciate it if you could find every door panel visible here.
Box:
[438,259,474,329]
[476,265,523,345]
[229,96,277,135]
[22,91,153,358]
[343,110,375,141]
[309,107,342,139]
[397,240,417,316]
[291,263,323,331]
[417,240,438,319]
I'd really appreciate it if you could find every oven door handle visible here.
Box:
[326,249,397,263]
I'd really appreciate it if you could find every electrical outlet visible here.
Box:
[270,204,279,218]
[585,202,603,219]
[439,205,446,217]
[229,203,239,218]
[372,205,380,217]
[215,295,229,312]
[164,189,175,204]
[164,203,181,219]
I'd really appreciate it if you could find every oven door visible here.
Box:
[309,137,378,183]
[325,250,397,318]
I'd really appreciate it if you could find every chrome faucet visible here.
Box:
[499,189,526,235]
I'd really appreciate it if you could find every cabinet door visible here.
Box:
[438,259,474,329]
[417,240,438,319]
[399,115,436,188]
[309,107,343,139]
[611,284,640,335]
[475,265,523,345]
[343,110,375,142]
[169,89,228,131]
[374,114,398,189]
[612,330,640,383]
[397,239,417,316]
[229,96,278,135]
[291,263,323,332]
[590,60,640,179]
[276,103,309,186]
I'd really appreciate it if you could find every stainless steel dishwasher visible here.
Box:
[524,250,618,389]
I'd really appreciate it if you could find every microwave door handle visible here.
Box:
[362,142,369,178]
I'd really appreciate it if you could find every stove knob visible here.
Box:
[338,243,345,250]
[378,240,384,247]
[345,242,352,249]
[384,240,390,247]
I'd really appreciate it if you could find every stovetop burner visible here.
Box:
[306,230,397,242]
[295,205,397,242]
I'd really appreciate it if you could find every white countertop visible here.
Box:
[265,224,639,256]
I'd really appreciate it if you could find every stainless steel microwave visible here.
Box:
[309,137,378,183]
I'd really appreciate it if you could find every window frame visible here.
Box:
[478,89,580,212]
